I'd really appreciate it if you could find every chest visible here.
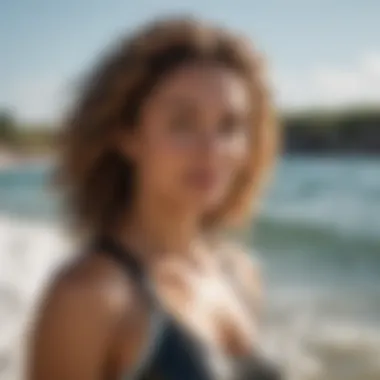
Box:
[151,263,258,357]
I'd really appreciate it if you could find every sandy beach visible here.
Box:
[0,151,53,171]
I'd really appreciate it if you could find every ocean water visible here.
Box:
[0,157,380,380]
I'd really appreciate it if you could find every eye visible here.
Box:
[169,110,197,136]
[170,116,193,133]
[219,113,248,137]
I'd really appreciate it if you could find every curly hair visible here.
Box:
[57,16,278,236]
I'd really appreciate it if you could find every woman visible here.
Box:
[28,16,279,380]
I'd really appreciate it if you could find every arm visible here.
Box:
[26,259,147,380]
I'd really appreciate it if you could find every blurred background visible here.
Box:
[1,1,379,379]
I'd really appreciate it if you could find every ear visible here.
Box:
[113,126,140,161]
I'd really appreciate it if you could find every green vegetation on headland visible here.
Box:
[0,110,56,155]
[283,106,380,154]
[0,106,379,156]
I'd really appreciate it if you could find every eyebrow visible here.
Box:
[155,93,250,117]
[156,95,199,112]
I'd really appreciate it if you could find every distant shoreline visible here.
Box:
[1,149,379,174]
[1,106,380,160]
[0,150,53,171]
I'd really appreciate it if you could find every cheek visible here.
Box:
[220,136,250,180]
[139,135,192,189]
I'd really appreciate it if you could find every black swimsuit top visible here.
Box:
[96,237,282,380]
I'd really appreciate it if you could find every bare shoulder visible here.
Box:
[28,252,149,380]
[37,251,144,323]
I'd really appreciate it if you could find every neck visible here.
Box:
[116,193,202,260]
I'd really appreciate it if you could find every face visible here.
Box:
[123,62,251,216]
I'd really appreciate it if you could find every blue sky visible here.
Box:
[1,0,379,124]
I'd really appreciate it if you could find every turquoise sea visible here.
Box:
[0,156,379,380]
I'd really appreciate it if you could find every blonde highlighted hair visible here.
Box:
[57,16,278,236]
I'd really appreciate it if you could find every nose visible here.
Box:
[198,131,221,160]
